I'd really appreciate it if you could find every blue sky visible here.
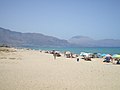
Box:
[0,0,120,40]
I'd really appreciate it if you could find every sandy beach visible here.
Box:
[0,47,120,90]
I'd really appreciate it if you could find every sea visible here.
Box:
[27,47,120,55]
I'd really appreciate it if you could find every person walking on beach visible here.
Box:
[53,52,57,59]
[77,57,79,62]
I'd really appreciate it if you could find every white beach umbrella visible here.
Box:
[66,51,71,54]
[105,54,111,57]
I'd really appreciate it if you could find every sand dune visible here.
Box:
[0,47,120,90]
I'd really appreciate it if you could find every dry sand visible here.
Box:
[0,47,120,90]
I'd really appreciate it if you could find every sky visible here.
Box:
[0,0,120,40]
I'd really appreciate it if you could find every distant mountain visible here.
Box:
[0,27,69,47]
[95,39,120,47]
[68,36,120,47]
[0,27,120,47]
[68,36,94,46]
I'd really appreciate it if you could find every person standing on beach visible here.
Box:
[53,52,57,59]
[77,57,79,62]
[64,51,66,57]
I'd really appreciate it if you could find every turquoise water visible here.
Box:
[30,47,120,55]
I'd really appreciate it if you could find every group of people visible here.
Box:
[80,52,120,64]
[50,50,120,64]
[52,50,78,60]
[103,54,120,64]
[103,54,112,63]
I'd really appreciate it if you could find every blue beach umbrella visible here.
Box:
[101,54,107,57]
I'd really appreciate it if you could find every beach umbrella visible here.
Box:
[55,51,60,53]
[65,51,71,58]
[105,54,111,57]
[83,53,88,56]
[112,54,120,59]
[80,52,85,56]
[97,53,102,58]
[101,54,107,57]
[112,54,118,58]
[66,51,71,54]
[83,53,90,57]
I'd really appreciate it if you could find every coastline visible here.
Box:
[0,47,120,90]
[32,47,120,55]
